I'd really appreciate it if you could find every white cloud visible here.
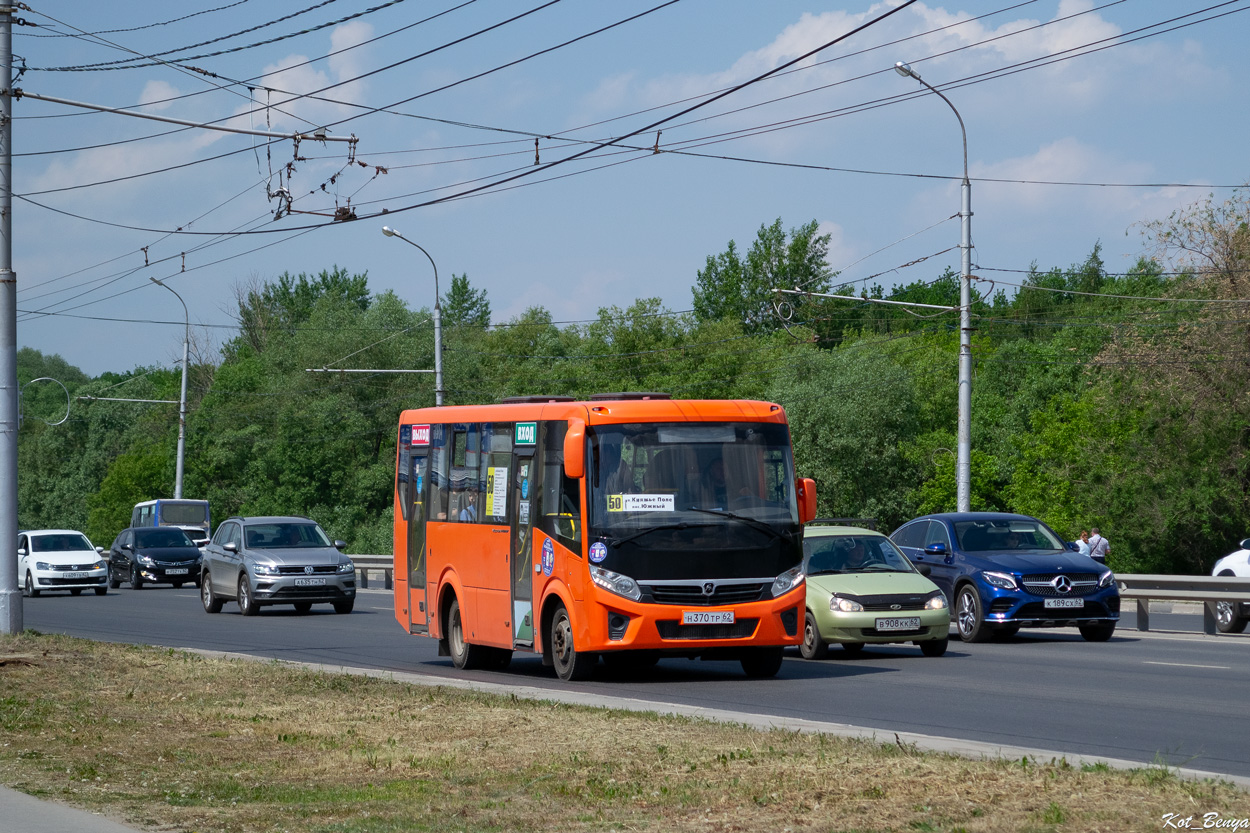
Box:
[137,80,181,111]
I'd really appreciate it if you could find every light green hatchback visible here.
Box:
[801,523,951,658]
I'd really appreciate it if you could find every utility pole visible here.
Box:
[895,61,973,513]
[151,278,188,498]
[1,4,19,634]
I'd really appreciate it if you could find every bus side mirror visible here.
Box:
[564,418,586,479]
[796,477,817,524]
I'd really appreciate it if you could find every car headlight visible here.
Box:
[830,594,864,613]
[253,562,280,576]
[95,560,108,570]
[337,561,355,574]
[982,571,1018,590]
[138,554,155,566]
[1098,570,1114,588]
[771,566,804,598]
[925,592,948,610]
[35,561,53,571]
[590,566,641,601]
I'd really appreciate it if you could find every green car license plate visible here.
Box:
[875,617,921,631]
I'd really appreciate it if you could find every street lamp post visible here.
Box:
[150,277,189,499]
[895,61,973,513]
[381,226,444,406]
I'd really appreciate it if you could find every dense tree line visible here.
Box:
[17,196,1250,573]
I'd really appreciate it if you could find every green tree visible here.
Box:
[693,219,833,335]
[443,273,491,329]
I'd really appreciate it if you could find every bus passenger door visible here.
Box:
[408,450,430,634]
[510,449,536,647]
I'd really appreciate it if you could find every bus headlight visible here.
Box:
[590,566,641,601]
[771,566,804,598]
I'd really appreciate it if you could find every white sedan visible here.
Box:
[18,529,109,597]
[1211,538,1250,634]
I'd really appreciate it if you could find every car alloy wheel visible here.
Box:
[956,586,990,642]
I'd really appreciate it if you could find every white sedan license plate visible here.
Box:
[682,610,734,625]
[1045,597,1083,609]
[63,571,88,579]
[294,577,326,587]
[875,617,921,631]
[165,568,189,575]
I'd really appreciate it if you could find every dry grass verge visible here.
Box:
[1,632,1245,832]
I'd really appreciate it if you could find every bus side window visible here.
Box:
[428,424,450,521]
[541,421,581,549]
[482,423,512,522]
[397,439,411,521]
[448,424,479,523]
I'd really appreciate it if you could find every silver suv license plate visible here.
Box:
[294,577,326,587]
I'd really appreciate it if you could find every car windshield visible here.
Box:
[135,529,196,548]
[804,534,914,574]
[953,519,1065,552]
[244,523,331,549]
[31,533,94,553]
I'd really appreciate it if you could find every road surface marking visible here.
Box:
[1143,661,1229,670]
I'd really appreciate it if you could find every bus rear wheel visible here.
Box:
[550,604,597,681]
[447,598,488,670]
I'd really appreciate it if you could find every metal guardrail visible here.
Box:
[351,554,393,590]
[1114,573,1250,634]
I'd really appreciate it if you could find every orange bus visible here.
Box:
[392,393,817,680]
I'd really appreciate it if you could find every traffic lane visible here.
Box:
[20,587,419,670]
[20,590,1250,777]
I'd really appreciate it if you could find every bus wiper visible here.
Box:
[682,507,787,541]
[607,522,719,548]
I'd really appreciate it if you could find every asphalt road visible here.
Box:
[19,586,1250,778]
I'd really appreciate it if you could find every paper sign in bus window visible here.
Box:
[607,494,675,512]
[486,466,509,518]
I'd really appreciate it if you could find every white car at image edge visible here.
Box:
[18,529,110,597]
[1211,537,1250,634]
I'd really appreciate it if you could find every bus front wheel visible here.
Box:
[549,604,597,682]
[740,647,784,679]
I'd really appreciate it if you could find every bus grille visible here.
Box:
[646,583,768,606]
[655,619,759,640]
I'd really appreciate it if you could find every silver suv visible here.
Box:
[200,516,356,615]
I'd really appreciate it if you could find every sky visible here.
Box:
[11,0,1250,378]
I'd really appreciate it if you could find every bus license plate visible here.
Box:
[1044,598,1083,609]
[166,568,188,575]
[294,578,326,587]
[875,617,921,631]
[682,610,734,625]
[63,572,88,579]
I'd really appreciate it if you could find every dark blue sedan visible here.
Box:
[890,512,1119,642]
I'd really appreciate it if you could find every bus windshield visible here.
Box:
[587,422,798,532]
